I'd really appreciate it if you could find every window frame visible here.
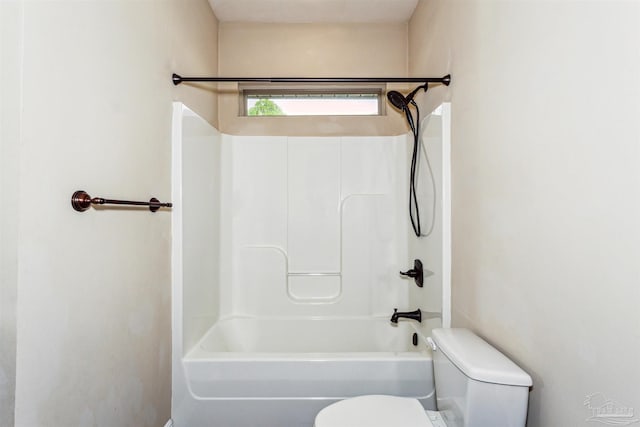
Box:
[240,84,387,117]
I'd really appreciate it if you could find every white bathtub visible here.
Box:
[172,317,436,427]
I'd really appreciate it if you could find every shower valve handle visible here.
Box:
[400,259,424,287]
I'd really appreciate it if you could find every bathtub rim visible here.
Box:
[185,347,433,362]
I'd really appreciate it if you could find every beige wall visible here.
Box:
[218,22,409,136]
[409,0,640,425]
[3,0,218,426]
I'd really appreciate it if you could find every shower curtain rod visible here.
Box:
[172,73,451,86]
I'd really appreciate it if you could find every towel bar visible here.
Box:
[71,190,172,213]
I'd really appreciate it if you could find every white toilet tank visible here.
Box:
[431,328,532,427]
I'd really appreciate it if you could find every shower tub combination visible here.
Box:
[171,103,450,427]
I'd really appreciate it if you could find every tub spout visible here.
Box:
[390,308,422,324]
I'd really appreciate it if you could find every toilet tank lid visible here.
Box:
[431,328,533,387]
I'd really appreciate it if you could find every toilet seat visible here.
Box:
[314,395,437,427]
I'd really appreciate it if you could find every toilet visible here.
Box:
[314,328,532,427]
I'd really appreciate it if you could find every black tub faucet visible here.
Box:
[390,308,422,324]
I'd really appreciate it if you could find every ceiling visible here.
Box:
[208,0,419,23]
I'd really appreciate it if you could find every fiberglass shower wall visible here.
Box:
[218,135,411,319]
[172,104,224,355]
[408,104,452,334]
[173,103,451,356]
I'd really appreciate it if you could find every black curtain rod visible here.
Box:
[172,73,451,86]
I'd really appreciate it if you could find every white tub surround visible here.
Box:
[171,103,451,426]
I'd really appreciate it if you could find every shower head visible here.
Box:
[387,90,409,111]
[386,83,429,111]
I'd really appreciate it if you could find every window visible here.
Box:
[241,85,384,116]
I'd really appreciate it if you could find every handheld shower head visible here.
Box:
[387,90,409,111]
[386,83,429,112]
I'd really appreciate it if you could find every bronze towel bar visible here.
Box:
[71,190,172,213]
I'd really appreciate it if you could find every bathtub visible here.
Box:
[172,317,436,427]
